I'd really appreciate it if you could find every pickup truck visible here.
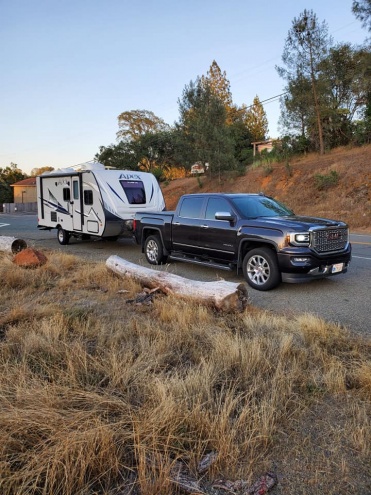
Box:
[133,193,351,291]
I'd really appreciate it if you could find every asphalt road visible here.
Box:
[1,213,371,337]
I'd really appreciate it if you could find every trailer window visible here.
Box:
[63,188,70,201]
[119,180,146,204]
[73,181,79,200]
[84,190,93,205]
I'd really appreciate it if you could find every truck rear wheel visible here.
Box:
[144,235,167,265]
[242,247,281,291]
[57,227,70,245]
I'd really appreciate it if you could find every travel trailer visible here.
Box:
[37,162,165,244]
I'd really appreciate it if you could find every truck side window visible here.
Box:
[178,197,204,218]
[205,198,231,220]
[63,188,70,201]
[84,190,93,205]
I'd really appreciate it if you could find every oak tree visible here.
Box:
[116,110,170,142]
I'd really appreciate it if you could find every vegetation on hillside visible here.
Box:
[0,252,370,494]
[95,4,371,181]
[161,144,371,232]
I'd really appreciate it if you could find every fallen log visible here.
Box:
[106,255,248,312]
[0,236,27,254]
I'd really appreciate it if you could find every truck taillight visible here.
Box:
[132,219,137,232]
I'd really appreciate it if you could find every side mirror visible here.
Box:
[215,211,236,223]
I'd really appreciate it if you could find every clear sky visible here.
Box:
[0,0,367,175]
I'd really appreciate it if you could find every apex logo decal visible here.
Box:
[119,173,141,180]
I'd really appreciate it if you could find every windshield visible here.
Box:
[231,196,294,218]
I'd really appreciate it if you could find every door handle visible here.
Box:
[201,225,209,229]
[173,222,180,226]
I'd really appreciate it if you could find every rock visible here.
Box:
[13,248,48,268]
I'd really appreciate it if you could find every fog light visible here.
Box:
[293,257,310,262]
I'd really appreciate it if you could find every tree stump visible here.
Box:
[106,255,248,312]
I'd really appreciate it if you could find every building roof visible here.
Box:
[11,177,37,187]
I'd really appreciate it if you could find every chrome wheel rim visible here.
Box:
[247,254,270,285]
[146,239,159,263]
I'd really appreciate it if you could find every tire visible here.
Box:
[144,235,168,265]
[57,227,70,245]
[242,247,281,291]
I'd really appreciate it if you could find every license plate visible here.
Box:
[331,263,344,273]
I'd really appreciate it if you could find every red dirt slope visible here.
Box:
[161,144,371,232]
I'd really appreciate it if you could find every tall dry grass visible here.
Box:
[0,252,370,494]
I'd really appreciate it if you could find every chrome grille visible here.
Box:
[311,228,348,253]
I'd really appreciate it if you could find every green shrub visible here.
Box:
[314,170,339,190]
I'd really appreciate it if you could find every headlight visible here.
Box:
[288,232,310,246]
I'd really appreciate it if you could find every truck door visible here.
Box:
[172,196,205,255]
[72,178,82,231]
[199,197,237,261]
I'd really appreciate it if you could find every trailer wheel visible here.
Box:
[144,235,167,265]
[57,227,70,245]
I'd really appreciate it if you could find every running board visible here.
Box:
[169,254,233,271]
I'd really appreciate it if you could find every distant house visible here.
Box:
[10,177,37,203]
[190,162,209,175]
[251,139,276,157]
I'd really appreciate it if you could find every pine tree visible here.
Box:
[277,9,332,154]
[244,96,269,142]
[201,60,234,123]
[177,78,236,175]
[352,0,371,31]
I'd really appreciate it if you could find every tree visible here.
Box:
[201,60,234,123]
[244,96,269,142]
[0,163,26,203]
[96,130,180,178]
[279,74,313,139]
[116,110,170,142]
[318,43,370,147]
[352,0,371,31]
[131,130,180,179]
[277,9,332,154]
[177,78,236,177]
[95,142,139,170]
[200,60,255,167]
[30,166,54,176]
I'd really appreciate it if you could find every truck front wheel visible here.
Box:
[57,227,70,245]
[243,247,281,291]
[144,235,168,265]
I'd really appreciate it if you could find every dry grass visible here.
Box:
[0,252,370,494]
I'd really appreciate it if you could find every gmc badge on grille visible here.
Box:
[327,232,340,240]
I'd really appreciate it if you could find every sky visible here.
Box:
[0,0,367,175]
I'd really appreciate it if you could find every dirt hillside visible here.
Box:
[161,144,371,232]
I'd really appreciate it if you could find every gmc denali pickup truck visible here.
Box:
[133,193,351,291]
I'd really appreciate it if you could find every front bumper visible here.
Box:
[278,244,352,284]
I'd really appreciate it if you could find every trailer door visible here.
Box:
[72,178,82,230]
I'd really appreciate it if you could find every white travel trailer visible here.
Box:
[37,162,165,244]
